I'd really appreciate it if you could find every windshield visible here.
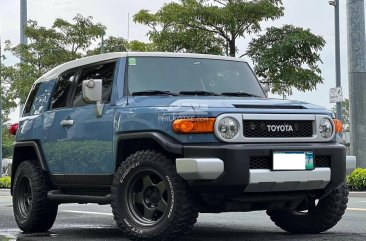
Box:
[127,57,265,97]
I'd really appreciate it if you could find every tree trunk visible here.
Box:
[229,39,236,57]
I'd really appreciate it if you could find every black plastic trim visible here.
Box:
[11,141,49,194]
[116,132,183,155]
[13,141,49,171]
[47,190,111,204]
[50,174,114,188]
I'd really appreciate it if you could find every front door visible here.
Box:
[43,61,117,185]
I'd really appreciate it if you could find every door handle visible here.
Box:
[60,119,74,127]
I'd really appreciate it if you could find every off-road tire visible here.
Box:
[267,183,349,234]
[13,161,58,232]
[111,150,198,241]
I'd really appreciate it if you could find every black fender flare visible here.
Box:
[115,132,184,170]
[11,141,49,193]
[116,132,183,154]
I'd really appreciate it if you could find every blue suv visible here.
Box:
[11,52,351,240]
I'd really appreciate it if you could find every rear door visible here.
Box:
[43,70,76,175]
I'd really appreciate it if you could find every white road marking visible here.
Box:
[347,208,366,212]
[358,201,366,203]
[61,210,113,216]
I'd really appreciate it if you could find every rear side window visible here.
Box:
[23,83,41,116]
[51,71,75,109]
[73,62,116,107]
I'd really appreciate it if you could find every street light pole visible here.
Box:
[347,0,366,168]
[330,0,343,125]
[0,28,3,178]
[19,0,27,117]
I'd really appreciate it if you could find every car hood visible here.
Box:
[125,96,324,110]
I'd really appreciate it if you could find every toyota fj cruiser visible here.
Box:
[11,52,353,240]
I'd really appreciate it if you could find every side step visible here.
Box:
[47,190,111,205]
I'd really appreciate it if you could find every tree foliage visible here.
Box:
[88,37,155,55]
[134,0,284,56]
[247,25,326,96]
[2,126,14,158]
[4,15,106,104]
[135,1,325,96]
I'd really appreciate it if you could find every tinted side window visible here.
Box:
[23,83,41,116]
[73,62,116,107]
[29,81,54,115]
[51,71,75,109]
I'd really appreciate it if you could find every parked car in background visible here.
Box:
[1,159,12,176]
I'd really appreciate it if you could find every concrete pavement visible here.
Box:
[0,189,366,241]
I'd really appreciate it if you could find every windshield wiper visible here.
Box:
[179,90,220,96]
[132,90,180,96]
[221,92,259,97]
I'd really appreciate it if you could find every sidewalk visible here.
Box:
[0,189,10,196]
[349,192,366,198]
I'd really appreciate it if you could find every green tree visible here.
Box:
[2,125,14,158]
[0,61,17,122]
[247,25,326,96]
[128,40,156,52]
[88,36,128,55]
[135,1,325,96]
[87,37,154,55]
[332,99,350,132]
[134,0,284,56]
[5,14,106,102]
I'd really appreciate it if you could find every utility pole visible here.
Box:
[329,0,343,127]
[0,26,2,178]
[19,0,27,117]
[347,0,366,168]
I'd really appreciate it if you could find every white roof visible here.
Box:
[34,52,246,84]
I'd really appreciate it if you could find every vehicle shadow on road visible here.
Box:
[4,226,366,241]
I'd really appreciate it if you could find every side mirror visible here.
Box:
[82,79,104,117]
[82,79,102,102]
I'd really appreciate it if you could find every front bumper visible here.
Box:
[177,143,346,194]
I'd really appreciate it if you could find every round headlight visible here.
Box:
[319,118,333,139]
[218,117,239,139]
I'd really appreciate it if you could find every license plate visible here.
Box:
[273,151,314,171]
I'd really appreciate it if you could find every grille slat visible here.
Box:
[249,156,331,169]
[243,120,313,138]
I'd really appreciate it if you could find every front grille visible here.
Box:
[249,156,331,169]
[243,120,313,138]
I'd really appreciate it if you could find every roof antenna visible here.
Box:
[127,12,130,52]
[126,12,130,106]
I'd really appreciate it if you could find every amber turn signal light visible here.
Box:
[172,118,216,134]
[333,119,343,133]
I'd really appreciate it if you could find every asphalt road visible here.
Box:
[1,189,366,241]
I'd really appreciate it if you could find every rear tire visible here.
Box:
[111,150,198,241]
[267,183,349,234]
[13,161,58,232]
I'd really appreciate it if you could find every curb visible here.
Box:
[349,192,366,198]
[0,189,11,195]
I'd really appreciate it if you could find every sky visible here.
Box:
[0,0,354,121]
